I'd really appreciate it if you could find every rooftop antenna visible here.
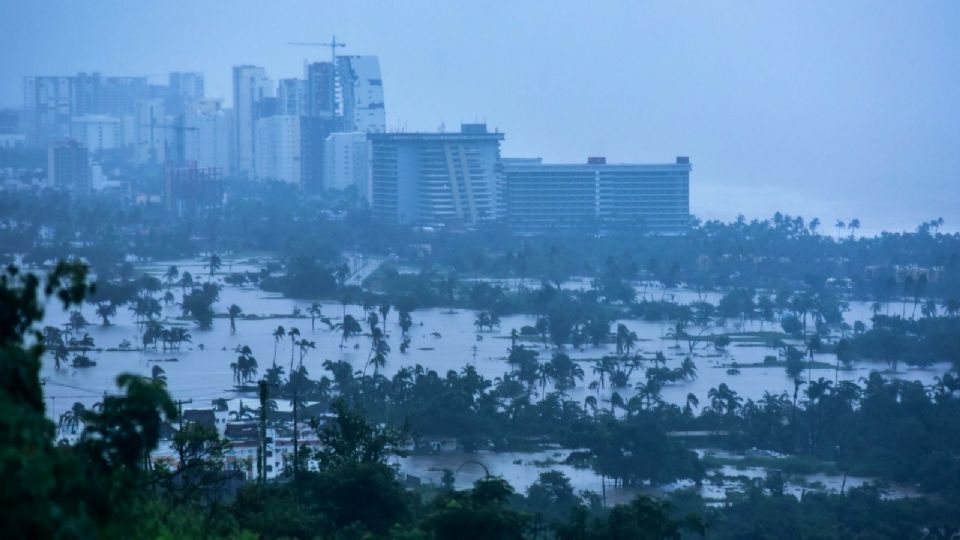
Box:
[288,35,346,64]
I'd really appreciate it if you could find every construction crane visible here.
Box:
[140,115,198,166]
[289,35,346,64]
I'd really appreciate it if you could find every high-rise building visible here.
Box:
[324,132,371,199]
[69,115,122,153]
[183,99,232,171]
[336,56,386,133]
[169,72,205,102]
[502,156,691,234]
[255,115,301,185]
[23,76,72,144]
[47,139,91,191]
[23,73,149,146]
[277,78,307,116]
[167,72,205,115]
[135,98,167,164]
[300,116,340,193]
[369,124,503,226]
[232,66,273,175]
[72,73,148,117]
[305,62,337,119]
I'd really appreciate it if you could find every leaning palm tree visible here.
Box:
[297,339,316,369]
[228,304,243,334]
[272,326,285,365]
[335,315,362,348]
[308,302,323,331]
[287,327,301,372]
[151,365,167,387]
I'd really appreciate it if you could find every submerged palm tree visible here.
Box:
[228,304,243,334]
[336,315,362,348]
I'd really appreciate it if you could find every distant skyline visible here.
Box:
[1,0,958,233]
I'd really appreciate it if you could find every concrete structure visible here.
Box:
[324,132,371,198]
[255,115,301,185]
[502,156,691,234]
[369,124,503,226]
[47,139,91,191]
[69,115,122,153]
[336,56,386,133]
[232,66,273,175]
[163,163,223,214]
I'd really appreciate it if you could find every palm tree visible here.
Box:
[399,310,413,336]
[708,383,742,417]
[164,265,179,289]
[615,323,636,356]
[287,327,301,372]
[847,218,861,239]
[151,365,167,387]
[835,219,846,239]
[675,356,698,381]
[231,345,258,385]
[228,304,243,334]
[94,302,117,327]
[178,271,194,292]
[205,253,222,277]
[335,315,362,348]
[272,326,285,365]
[58,402,86,435]
[308,302,323,331]
[683,393,700,416]
[52,341,69,370]
[378,302,391,329]
[297,339,316,368]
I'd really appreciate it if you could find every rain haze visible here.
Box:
[4,2,960,538]
[2,0,959,232]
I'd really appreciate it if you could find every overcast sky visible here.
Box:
[1,0,958,233]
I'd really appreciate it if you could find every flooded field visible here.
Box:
[37,256,950,497]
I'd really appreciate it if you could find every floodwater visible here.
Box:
[395,447,918,503]
[36,256,950,499]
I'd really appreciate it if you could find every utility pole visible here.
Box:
[258,380,268,484]
[175,398,193,431]
[292,389,300,479]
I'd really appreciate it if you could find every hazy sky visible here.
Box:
[1,0,958,233]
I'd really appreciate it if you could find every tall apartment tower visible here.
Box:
[369,124,503,226]
[23,76,72,144]
[232,66,273,175]
[169,72,205,102]
[183,99,232,171]
[47,139,92,192]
